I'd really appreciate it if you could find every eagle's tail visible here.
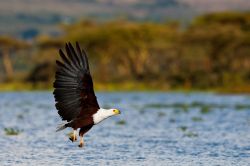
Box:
[56,123,67,132]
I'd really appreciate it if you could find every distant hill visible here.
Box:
[0,0,249,38]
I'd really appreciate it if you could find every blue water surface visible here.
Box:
[0,92,249,166]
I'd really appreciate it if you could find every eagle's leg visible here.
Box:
[78,136,84,148]
[78,125,93,148]
[69,129,77,142]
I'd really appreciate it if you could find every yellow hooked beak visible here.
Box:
[113,109,121,115]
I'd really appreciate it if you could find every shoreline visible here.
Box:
[0,82,250,94]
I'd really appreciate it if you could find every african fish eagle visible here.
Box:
[53,42,121,147]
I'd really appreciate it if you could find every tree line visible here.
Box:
[0,11,250,91]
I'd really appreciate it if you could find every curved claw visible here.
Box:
[69,130,77,142]
[78,143,83,148]
[69,136,77,142]
[78,136,84,148]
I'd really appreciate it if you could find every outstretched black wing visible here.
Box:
[53,42,99,122]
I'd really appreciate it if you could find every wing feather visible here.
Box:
[56,60,77,76]
[68,42,82,68]
[65,43,80,69]
[82,49,90,71]
[59,49,76,72]
[53,42,99,122]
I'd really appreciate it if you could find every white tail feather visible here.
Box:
[56,123,67,132]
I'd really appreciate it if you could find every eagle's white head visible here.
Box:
[93,108,121,124]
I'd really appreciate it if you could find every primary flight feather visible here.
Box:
[53,42,120,147]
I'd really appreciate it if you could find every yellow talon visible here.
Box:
[69,130,77,142]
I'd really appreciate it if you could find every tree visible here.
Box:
[0,36,28,81]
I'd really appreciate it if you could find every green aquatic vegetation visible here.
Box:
[190,102,206,107]
[182,106,189,113]
[4,128,22,136]
[235,104,250,111]
[144,103,170,108]
[173,108,189,114]
[171,103,189,113]
[200,105,211,114]
[116,120,126,125]
[145,103,189,110]
[192,117,203,122]
[172,103,188,108]
[178,126,188,132]
[144,102,226,113]
[178,126,198,137]
[184,131,198,138]
[171,103,184,107]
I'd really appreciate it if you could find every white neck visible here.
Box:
[92,108,114,124]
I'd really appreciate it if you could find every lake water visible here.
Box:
[0,92,249,166]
